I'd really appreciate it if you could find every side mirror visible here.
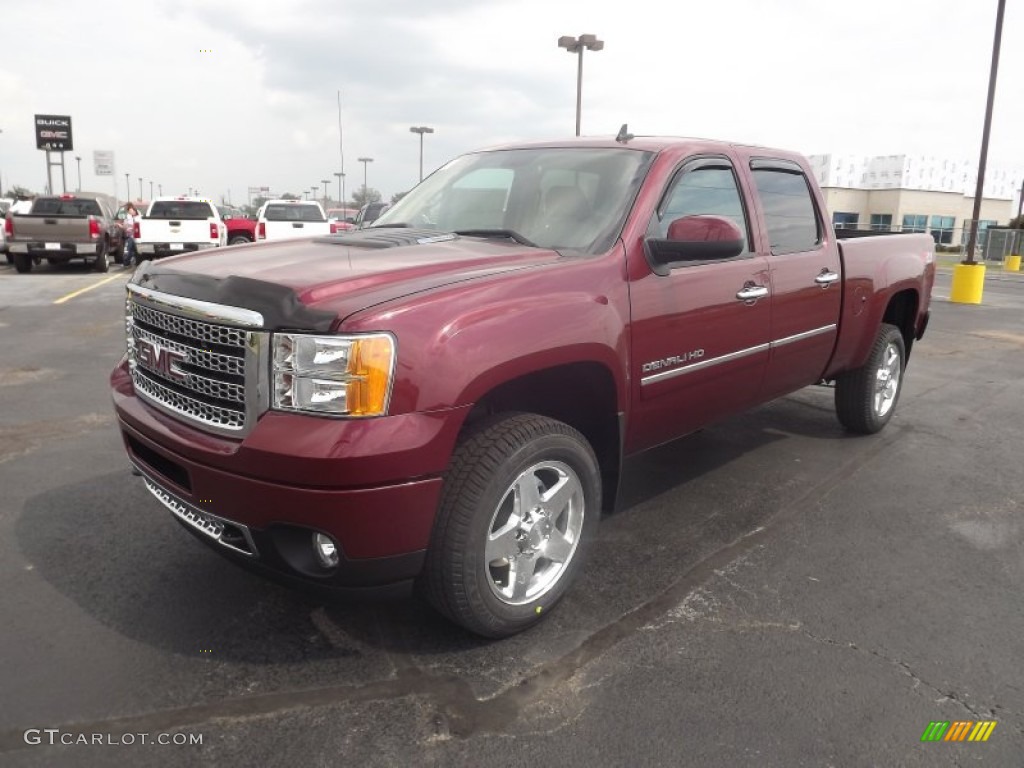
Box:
[645,215,745,275]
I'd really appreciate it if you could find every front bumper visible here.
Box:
[112,361,470,590]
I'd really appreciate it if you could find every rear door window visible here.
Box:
[750,167,822,254]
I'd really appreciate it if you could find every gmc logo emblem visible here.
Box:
[136,339,188,383]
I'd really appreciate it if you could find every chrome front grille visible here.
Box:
[126,284,267,436]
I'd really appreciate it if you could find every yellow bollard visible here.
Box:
[950,262,987,304]
[1005,254,1022,272]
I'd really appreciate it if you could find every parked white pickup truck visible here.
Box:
[137,197,227,258]
[256,199,331,241]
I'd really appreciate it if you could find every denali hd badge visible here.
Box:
[136,339,188,383]
[642,350,705,373]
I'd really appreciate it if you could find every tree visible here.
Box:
[390,191,408,205]
[352,187,382,207]
[6,185,34,199]
[280,192,301,200]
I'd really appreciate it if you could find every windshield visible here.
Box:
[372,147,654,253]
[148,201,215,220]
[265,204,326,222]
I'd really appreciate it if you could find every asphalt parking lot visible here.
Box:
[0,259,1021,766]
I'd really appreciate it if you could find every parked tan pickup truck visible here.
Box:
[6,192,124,273]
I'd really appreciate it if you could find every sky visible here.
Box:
[1,0,1022,207]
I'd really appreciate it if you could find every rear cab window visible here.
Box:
[31,198,103,216]
[148,201,216,220]
[264,204,326,222]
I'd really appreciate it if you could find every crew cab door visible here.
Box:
[745,160,841,400]
[626,156,771,453]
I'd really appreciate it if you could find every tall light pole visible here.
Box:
[74,155,82,191]
[321,178,331,207]
[357,157,373,201]
[125,173,130,201]
[158,184,163,196]
[557,34,604,136]
[138,177,143,201]
[149,180,154,200]
[334,172,345,208]
[409,126,434,183]
[963,0,1005,267]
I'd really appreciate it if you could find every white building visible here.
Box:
[808,153,1023,247]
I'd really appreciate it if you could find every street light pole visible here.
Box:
[321,179,331,207]
[409,126,434,183]
[334,172,344,207]
[138,177,143,201]
[74,156,82,191]
[357,157,373,201]
[557,34,604,136]
[150,180,154,200]
[125,173,130,201]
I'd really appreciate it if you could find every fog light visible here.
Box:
[313,532,339,568]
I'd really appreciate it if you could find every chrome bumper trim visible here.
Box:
[135,463,258,557]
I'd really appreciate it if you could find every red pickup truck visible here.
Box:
[111,136,934,637]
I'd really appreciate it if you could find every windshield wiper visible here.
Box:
[452,229,538,247]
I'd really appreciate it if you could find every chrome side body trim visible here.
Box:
[640,324,838,386]
[641,343,770,385]
[771,324,838,348]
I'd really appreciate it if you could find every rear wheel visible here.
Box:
[13,253,32,273]
[421,413,601,638]
[835,323,906,434]
[93,241,110,273]
[228,235,252,246]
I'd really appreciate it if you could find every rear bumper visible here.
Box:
[111,361,469,590]
[8,241,101,256]
[138,242,220,255]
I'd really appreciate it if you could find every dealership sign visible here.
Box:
[94,150,115,176]
[34,114,74,151]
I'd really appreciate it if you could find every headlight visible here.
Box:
[271,333,395,417]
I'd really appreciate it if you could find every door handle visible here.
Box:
[736,284,769,302]
[815,270,840,287]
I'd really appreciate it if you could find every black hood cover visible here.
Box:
[132,264,336,332]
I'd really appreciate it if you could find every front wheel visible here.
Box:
[834,323,906,434]
[421,413,601,638]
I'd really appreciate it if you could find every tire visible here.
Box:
[13,253,32,273]
[93,241,110,273]
[835,323,906,434]
[113,241,124,265]
[228,235,252,246]
[421,413,601,638]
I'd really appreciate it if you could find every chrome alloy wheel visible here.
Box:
[485,460,585,605]
[873,342,902,418]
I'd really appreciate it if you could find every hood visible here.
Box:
[134,230,564,329]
